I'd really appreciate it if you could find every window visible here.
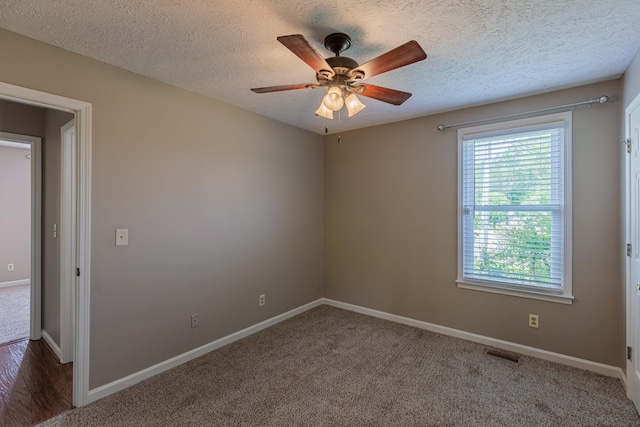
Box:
[457,112,573,304]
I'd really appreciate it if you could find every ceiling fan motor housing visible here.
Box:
[320,56,365,88]
[326,56,359,69]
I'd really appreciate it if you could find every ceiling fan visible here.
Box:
[251,33,427,119]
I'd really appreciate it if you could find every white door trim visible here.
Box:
[60,119,76,364]
[0,131,41,341]
[0,81,92,407]
[626,91,640,401]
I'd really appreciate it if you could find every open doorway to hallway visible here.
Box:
[0,98,77,425]
[0,80,92,413]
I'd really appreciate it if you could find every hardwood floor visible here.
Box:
[0,339,73,427]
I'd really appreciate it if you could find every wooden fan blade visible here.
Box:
[251,84,311,93]
[277,35,335,75]
[352,41,427,80]
[354,84,412,106]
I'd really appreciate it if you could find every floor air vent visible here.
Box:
[485,350,520,363]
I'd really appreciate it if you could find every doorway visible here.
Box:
[0,107,72,424]
[0,81,92,407]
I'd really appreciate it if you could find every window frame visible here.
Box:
[456,112,573,305]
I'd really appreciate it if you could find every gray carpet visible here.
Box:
[38,305,640,426]
[0,284,30,345]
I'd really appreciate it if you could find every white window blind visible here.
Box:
[459,114,571,295]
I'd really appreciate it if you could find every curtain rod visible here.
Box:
[436,95,610,131]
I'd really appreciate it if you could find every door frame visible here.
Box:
[626,91,640,400]
[60,119,76,364]
[0,132,41,341]
[0,81,92,407]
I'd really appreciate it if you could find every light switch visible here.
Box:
[115,228,129,246]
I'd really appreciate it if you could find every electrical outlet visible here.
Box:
[190,313,200,329]
[259,294,265,307]
[528,314,539,328]
[7,263,14,272]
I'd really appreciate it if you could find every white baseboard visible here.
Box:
[41,329,62,361]
[0,279,30,289]
[87,298,324,403]
[322,298,624,380]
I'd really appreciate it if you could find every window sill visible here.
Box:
[456,280,574,305]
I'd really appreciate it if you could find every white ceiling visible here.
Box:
[0,1,638,135]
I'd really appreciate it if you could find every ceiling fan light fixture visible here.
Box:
[323,86,345,111]
[251,33,427,121]
[315,103,334,119]
[345,93,366,117]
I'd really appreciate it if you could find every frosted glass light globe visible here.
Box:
[322,86,344,111]
[345,93,366,117]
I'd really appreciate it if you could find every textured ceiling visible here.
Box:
[0,1,639,135]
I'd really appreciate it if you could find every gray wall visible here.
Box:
[0,28,324,389]
[324,79,622,367]
[41,108,74,344]
[0,146,31,283]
